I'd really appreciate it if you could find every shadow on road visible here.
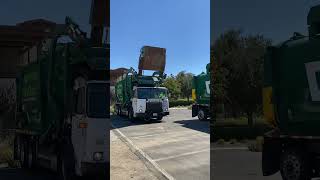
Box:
[0,168,109,180]
[174,119,209,134]
[111,115,162,129]
[0,168,56,180]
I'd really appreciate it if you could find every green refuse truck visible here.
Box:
[12,17,109,179]
[115,46,169,122]
[262,5,320,180]
[192,63,210,120]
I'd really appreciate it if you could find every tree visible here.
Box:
[0,83,15,113]
[163,76,181,100]
[213,29,271,127]
[176,71,193,101]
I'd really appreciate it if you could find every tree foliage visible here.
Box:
[212,29,271,126]
[0,83,15,113]
[176,71,193,101]
[163,75,181,100]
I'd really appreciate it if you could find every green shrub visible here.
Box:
[229,138,238,144]
[169,99,194,107]
[213,125,271,141]
[216,139,225,145]
[0,144,18,168]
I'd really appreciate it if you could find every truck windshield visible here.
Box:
[137,88,167,99]
[87,83,109,118]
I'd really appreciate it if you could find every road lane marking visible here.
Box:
[154,149,210,162]
[211,147,248,151]
[111,125,176,180]
[131,130,209,139]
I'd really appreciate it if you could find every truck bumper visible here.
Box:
[192,104,210,117]
[262,130,281,176]
[136,111,169,118]
[81,162,109,176]
[192,104,198,117]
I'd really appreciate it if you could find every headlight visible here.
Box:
[139,109,142,112]
[93,152,103,161]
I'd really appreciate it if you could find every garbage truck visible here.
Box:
[12,16,109,180]
[192,63,210,120]
[262,5,320,180]
[115,46,169,122]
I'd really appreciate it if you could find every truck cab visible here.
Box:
[131,86,169,120]
[71,78,109,176]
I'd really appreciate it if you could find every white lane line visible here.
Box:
[211,147,248,151]
[111,126,175,180]
[131,131,209,139]
[154,149,210,162]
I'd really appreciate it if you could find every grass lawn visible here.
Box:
[215,116,268,127]
[213,116,272,141]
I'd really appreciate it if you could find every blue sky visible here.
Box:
[0,0,92,34]
[211,0,320,44]
[110,0,210,76]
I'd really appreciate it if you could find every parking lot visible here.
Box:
[111,108,210,180]
[212,143,282,180]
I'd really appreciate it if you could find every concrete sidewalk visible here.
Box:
[111,130,159,180]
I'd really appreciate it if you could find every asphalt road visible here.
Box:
[212,143,282,180]
[0,168,56,180]
[111,108,210,180]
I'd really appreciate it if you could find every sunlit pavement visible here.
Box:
[111,109,210,180]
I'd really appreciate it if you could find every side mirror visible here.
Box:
[163,74,167,79]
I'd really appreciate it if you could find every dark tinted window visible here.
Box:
[137,88,167,99]
[87,83,109,118]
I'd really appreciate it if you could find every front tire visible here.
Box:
[280,149,311,180]
[20,136,30,168]
[13,135,21,161]
[128,108,135,122]
[57,141,76,180]
[198,109,207,121]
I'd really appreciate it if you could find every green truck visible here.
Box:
[115,46,169,122]
[13,17,109,180]
[192,63,210,120]
[262,5,320,180]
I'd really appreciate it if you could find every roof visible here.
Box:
[0,19,56,48]
[0,19,56,78]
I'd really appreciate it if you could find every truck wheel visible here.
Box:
[57,142,76,180]
[198,109,207,121]
[20,136,30,168]
[14,135,21,160]
[280,149,311,180]
[128,109,135,122]
[117,107,120,116]
[30,137,39,169]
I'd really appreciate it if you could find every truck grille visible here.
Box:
[146,101,162,113]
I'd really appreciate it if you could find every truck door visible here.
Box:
[71,77,87,171]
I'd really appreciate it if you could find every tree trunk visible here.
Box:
[247,111,254,127]
[187,96,189,102]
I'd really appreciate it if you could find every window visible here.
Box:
[133,89,138,98]
[316,71,320,90]
[137,88,168,99]
[75,87,85,114]
[87,83,109,118]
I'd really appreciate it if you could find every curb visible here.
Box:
[111,124,175,180]
[169,107,189,110]
[0,163,8,168]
